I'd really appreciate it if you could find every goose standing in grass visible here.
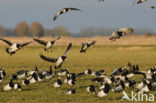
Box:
[0,38,32,56]
[137,80,152,94]
[109,28,134,41]
[65,87,76,95]
[86,85,96,94]
[97,83,110,97]
[53,8,82,21]
[55,68,69,76]
[42,66,53,80]
[0,68,6,83]
[40,43,72,69]
[23,72,38,84]
[53,77,62,88]
[33,36,61,52]
[80,40,96,53]
[2,79,21,91]
[112,80,125,92]
[28,66,38,75]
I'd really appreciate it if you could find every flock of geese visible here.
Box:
[0,0,155,101]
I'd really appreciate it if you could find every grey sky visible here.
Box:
[0,0,156,33]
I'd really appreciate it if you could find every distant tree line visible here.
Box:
[0,21,155,37]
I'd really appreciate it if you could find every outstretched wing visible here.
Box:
[69,8,82,11]
[40,54,58,63]
[21,41,32,47]
[90,40,96,46]
[0,38,13,46]
[63,43,72,56]
[52,36,61,42]
[53,11,61,21]
[33,39,47,46]
[53,8,82,21]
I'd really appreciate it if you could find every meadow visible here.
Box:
[0,37,156,103]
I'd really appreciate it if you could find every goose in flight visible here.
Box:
[80,40,96,53]
[0,38,32,56]
[40,43,72,69]
[33,36,61,52]
[109,28,134,41]
[133,0,147,5]
[53,7,82,21]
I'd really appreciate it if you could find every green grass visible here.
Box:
[0,45,156,103]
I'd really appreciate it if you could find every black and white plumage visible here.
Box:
[137,80,152,94]
[137,0,147,4]
[86,85,96,93]
[22,72,38,85]
[42,66,53,80]
[84,69,92,75]
[55,68,69,76]
[53,8,82,21]
[65,87,76,95]
[40,43,72,69]
[0,69,6,83]
[33,36,61,52]
[97,83,110,97]
[53,77,62,88]
[99,0,104,2]
[28,66,38,75]
[0,38,32,56]
[92,70,106,77]
[80,40,96,53]
[112,80,125,92]
[109,28,134,41]
[2,79,21,91]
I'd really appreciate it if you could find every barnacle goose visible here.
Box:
[80,40,96,53]
[53,8,82,21]
[0,38,32,56]
[33,36,60,52]
[40,43,72,69]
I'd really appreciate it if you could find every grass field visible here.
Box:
[0,44,156,103]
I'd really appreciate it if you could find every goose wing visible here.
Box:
[68,7,82,11]
[21,41,32,47]
[52,36,61,42]
[63,43,72,56]
[0,38,13,46]
[33,39,47,46]
[53,8,82,21]
[40,54,58,62]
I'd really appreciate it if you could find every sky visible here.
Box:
[0,0,156,33]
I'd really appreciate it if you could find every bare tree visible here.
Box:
[15,22,29,36]
[51,26,71,37]
[30,21,44,37]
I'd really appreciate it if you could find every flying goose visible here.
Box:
[80,40,96,53]
[53,8,82,21]
[0,38,32,56]
[33,36,61,52]
[40,43,72,69]
[109,28,134,41]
